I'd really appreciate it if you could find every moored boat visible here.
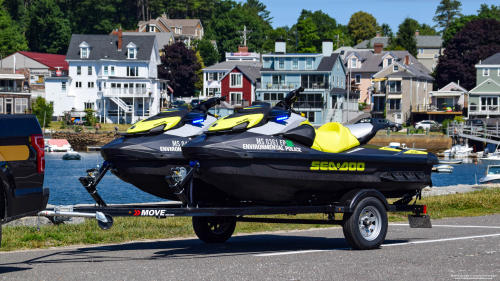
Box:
[479,165,500,184]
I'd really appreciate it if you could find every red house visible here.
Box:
[219,65,261,108]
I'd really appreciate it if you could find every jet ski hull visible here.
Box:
[183,132,439,204]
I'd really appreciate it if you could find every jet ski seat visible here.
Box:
[311,122,360,153]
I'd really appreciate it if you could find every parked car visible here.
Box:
[356,118,402,132]
[171,100,185,108]
[0,115,49,245]
[190,99,203,108]
[414,120,438,130]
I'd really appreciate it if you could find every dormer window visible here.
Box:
[79,42,90,59]
[350,58,357,68]
[127,42,137,59]
[149,26,155,32]
[387,58,393,66]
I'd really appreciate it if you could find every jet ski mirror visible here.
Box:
[194,96,227,113]
[275,86,305,110]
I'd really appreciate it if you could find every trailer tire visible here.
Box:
[342,197,388,250]
[192,216,236,243]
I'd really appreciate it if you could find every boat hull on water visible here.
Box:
[62,151,81,160]
[479,165,500,184]
[480,156,500,165]
[183,131,439,205]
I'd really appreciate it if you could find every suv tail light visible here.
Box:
[31,134,45,174]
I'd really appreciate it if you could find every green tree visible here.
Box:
[262,27,289,52]
[433,0,462,33]
[0,0,28,57]
[194,51,205,91]
[25,0,71,54]
[396,18,418,57]
[441,15,478,48]
[297,10,337,50]
[381,23,392,37]
[194,39,219,66]
[419,23,438,35]
[84,108,97,126]
[478,4,500,20]
[348,11,380,44]
[297,18,320,53]
[69,0,118,35]
[32,97,54,127]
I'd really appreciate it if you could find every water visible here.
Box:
[45,152,163,205]
[431,158,487,186]
[45,152,488,205]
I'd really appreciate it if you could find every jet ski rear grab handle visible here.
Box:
[34,160,431,230]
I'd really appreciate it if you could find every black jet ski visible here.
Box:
[181,87,439,205]
[100,96,228,200]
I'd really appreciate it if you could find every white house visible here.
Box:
[45,29,168,124]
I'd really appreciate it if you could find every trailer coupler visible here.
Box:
[79,161,112,207]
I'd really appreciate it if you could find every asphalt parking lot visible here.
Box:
[1,215,499,280]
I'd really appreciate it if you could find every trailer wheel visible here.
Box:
[192,216,236,243]
[342,197,388,250]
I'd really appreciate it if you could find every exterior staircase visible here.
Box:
[110,97,132,113]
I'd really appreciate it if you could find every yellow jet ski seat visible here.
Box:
[310,122,360,153]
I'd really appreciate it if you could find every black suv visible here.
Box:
[356,118,403,132]
[0,115,49,244]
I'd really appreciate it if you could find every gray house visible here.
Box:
[468,53,500,121]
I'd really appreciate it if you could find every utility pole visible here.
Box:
[347,65,351,124]
[237,26,253,46]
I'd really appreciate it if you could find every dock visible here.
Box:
[447,123,500,148]
[87,146,101,151]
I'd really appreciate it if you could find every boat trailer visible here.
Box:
[34,161,432,249]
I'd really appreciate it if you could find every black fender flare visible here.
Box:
[336,189,390,212]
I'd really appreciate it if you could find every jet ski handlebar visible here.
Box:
[194,96,227,113]
[275,86,305,110]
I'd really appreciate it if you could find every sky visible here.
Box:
[245,0,500,32]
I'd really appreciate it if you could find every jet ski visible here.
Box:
[181,87,439,205]
[100,96,227,200]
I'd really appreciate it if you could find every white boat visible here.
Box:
[439,159,463,164]
[388,142,400,149]
[435,165,454,173]
[480,154,500,165]
[479,165,500,184]
[443,144,473,158]
[62,150,81,160]
[47,139,72,152]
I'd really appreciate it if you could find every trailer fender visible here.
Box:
[336,189,389,213]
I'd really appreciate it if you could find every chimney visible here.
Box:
[238,46,248,53]
[112,28,123,51]
[162,12,167,19]
[275,39,286,54]
[322,39,333,57]
[376,31,381,37]
[415,30,419,36]
[405,54,410,65]
[374,43,383,54]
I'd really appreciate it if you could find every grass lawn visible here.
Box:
[1,188,499,252]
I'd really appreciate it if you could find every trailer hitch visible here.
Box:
[79,161,111,207]
[165,161,199,208]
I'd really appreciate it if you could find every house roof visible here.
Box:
[219,65,261,83]
[354,35,443,49]
[204,61,262,71]
[0,69,25,79]
[373,61,434,80]
[330,87,359,95]
[66,34,156,61]
[481,53,500,65]
[344,50,431,75]
[162,19,200,27]
[317,54,340,71]
[438,81,468,92]
[122,32,173,49]
[16,51,69,70]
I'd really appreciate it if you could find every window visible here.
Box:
[355,74,361,84]
[388,81,402,92]
[0,98,3,113]
[337,75,339,86]
[264,57,271,63]
[387,58,393,66]
[111,66,115,75]
[208,72,214,81]
[434,54,439,59]
[230,92,242,104]
[418,49,424,55]
[62,82,66,91]
[272,74,285,85]
[393,64,399,72]
[15,98,28,113]
[77,66,81,75]
[481,96,498,111]
[279,58,285,69]
[484,69,490,76]
[230,73,242,87]
[88,66,92,75]
[349,58,356,68]
[75,81,82,88]
[263,92,284,101]
[84,102,94,110]
[388,99,401,110]
[127,66,138,77]
[292,58,298,69]
[371,74,375,84]
[437,97,454,108]
[307,58,313,69]
[149,26,155,32]
[128,48,136,59]
[104,66,108,75]
[80,48,88,58]
[299,111,315,123]
[88,82,94,88]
